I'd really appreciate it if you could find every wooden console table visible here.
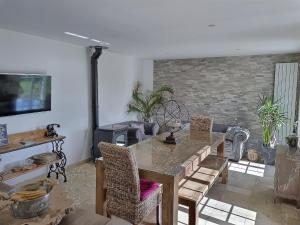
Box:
[0,129,67,182]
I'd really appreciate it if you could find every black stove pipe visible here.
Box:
[91,46,102,130]
[90,46,103,160]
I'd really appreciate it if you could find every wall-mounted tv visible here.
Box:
[0,74,51,117]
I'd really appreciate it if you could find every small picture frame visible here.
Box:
[0,124,8,147]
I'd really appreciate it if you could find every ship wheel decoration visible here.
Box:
[156,99,190,132]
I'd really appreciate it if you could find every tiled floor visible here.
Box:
[60,160,300,225]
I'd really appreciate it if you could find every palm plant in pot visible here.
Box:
[127,82,174,122]
[256,95,286,148]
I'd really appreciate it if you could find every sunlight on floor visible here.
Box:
[198,218,219,225]
[178,196,257,225]
[178,205,189,225]
[229,160,265,177]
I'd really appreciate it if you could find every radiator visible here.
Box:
[274,63,299,144]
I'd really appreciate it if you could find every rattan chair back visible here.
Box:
[100,142,140,204]
[190,116,213,134]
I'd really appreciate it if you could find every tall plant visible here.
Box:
[256,95,287,146]
[127,83,174,122]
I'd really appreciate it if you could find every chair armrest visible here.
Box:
[231,131,249,161]
[233,129,250,143]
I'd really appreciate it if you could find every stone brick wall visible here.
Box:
[154,53,300,148]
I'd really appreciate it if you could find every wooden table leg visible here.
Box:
[139,169,179,225]
[217,141,224,158]
[221,163,228,184]
[188,201,199,225]
[217,140,228,183]
[96,159,106,215]
[162,176,179,225]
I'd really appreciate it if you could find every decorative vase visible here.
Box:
[286,134,298,149]
[164,132,176,145]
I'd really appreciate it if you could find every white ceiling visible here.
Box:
[0,0,300,59]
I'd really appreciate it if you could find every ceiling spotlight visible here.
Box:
[90,39,111,46]
[208,24,216,27]
[64,32,89,39]
[90,39,102,43]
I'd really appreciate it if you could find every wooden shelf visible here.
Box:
[1,159,61,181]
[0,129,65,155]
[0,129,67,182]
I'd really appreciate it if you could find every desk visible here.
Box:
[96,130,225,225]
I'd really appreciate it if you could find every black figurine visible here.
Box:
[164,132,176,145]
[45,124,60,138]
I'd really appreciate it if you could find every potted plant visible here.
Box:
[127,82,174,122]
[256,95,286,147]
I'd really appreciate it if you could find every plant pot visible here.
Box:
[261,145,276,165]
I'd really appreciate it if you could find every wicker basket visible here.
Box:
[247,149,258,162]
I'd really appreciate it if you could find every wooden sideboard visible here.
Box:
[274,145,300,208]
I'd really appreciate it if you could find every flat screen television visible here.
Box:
[0,74,51,117]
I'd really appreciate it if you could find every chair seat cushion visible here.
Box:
[140,179,160,201]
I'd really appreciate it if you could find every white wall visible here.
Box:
[140,60,154,92]
[98,52,142,125]
[0,28,91,184]
[0,28,148,184]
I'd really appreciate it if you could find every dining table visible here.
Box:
[95,129,225,225]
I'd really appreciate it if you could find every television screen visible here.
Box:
[0,74,51,117]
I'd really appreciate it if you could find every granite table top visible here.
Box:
[129,130,224,176]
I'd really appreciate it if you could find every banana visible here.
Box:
[11,190,47,201]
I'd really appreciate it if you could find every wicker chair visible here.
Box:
[100,142,162,225]
[190,116,213,135]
